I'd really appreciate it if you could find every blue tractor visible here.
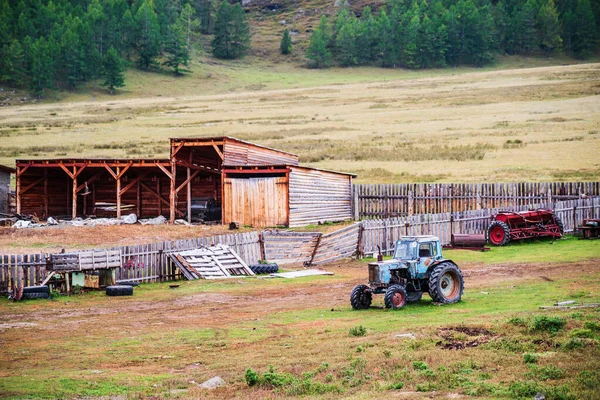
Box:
[351,236,464,309]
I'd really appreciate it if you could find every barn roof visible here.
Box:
[0,164,16,174]
[170,136,297,157]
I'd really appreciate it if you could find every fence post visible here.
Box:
[259,232,266,262]
[573,204,578,233]
[408,191,413,216]
[353,185,360,221]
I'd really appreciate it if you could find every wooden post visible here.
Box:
[157,179,162,216]
[187,167,191,224]
[15,166,21,215]
[43,169,48,219]
[72,166,77,220]
[136,179,141,217]
[169,162,176,223]
[408,190,413,216]
[116,166,121,219]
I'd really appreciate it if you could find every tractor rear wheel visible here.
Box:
[406,291,423,303]
[428,262,464,304]
[384,285,407,309]
[350,284,372,309]
[486,221,511,246]
[554,215,564,235]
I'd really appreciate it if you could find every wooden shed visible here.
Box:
[0,164,15,214]
[14,137,356,227]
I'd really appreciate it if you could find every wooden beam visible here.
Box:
[119,172,149,196]
[175,160,221,175]
[187,167,192,224]
[170,141,224,147]
[157,164,173,180]
[176,169,201,194]
[169,161,177,223]
[117,162,132,179]
[140,182,184,217]
[72,166,77,220]
[103,163,117,179]
[221,169,290,174]
[58,162,75,179]
[171,141,185,158]
[75,171,103,193]
[20,176,45,195]
[116,166,121,219]
[16,166,21,214]
[44,169,48,219]
[73,164,87,178]
[212,141,224,160]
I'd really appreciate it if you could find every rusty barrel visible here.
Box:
[451,234,486,248]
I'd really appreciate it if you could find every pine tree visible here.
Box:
[336,17,357,66]
[306,15,331,68]
[572,0,597,58]
[280,29,292,54]
[179,3,200,50]
[537,0,563,55]
[376,9,395,67]
[102,46,125,94]
[135,0,161,70]
[518,0,539,54]
[164,22,189,75]
[61,18,86,89]
[29,37,55,97]
[355,6,376,64]
[230,3,251,58]
[1,39,26,86]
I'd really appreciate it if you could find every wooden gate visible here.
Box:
[223,176,288,227]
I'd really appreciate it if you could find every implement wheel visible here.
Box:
[554,215,564,235]
[406,291,423,303]
[350,284,372,309]
[428,262,464,304]
[384,285,407,309]
[486,221,511,246]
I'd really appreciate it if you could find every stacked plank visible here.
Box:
[166,245,255,280]
[50,250,121,271]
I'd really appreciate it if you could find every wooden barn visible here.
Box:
[0,164,15,214]
[14,137,356,228]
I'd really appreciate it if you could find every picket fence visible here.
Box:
[360,197,600,256]
[353,181,600,219]
[2,196,599,294]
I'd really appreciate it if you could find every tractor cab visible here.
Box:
[392,236,443,278]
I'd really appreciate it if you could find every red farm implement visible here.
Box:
[486,209,564,246]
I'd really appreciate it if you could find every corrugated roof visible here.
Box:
[222,164,357,178]
[170,136,298,158]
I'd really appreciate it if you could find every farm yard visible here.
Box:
[0,239,599,399]
[1,62,599,183]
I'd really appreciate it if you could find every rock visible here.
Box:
[199,376,225,389]
[280,19,286,25]
[121,213,137,224]
[12,220,32,229]
[174,219,192,226]
[290,30,299,35]
[47,217,58,225]
[334,0,349,7]
[535,393,546,400]
[139,215,167,225]
[394,333,416,339]
[241,0,252,5]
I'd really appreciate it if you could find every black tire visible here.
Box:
[106,285,134,296]
[406,291,423,303]
[486,221,511,246]
[22,285,50,294]
[554,215,564,235]
[118,281,140,287]
[22,291,49,300]
[428,262,464,304]
[249,264,279,274]
[350,284,372,309]
[384,285,407,309]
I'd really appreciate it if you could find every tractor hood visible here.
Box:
[368,259,409,269]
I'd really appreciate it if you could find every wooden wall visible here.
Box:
[288,166,353,227]
[223,139,299,166]
[223,175,288,227]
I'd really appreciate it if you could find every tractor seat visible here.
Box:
[419,249,431,257]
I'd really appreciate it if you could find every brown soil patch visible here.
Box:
[437,326,495,350]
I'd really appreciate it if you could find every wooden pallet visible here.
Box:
[166,245,255,280]
[50,250,121,271]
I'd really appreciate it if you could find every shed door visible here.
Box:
[224,176,288,227]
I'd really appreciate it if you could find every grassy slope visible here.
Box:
[1,239,599,399]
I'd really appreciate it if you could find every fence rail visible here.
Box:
[2,196,599,294]
[353,181,600,219]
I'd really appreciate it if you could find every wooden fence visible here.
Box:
[353,181,600,219]
[360,197,600,256]
[312,224,361,265]
[262,231,321,265]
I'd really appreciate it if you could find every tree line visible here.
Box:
[0,0,250,96]
[307,0,599,68]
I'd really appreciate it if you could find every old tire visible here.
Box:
[22,285,50,294]
[22,291,50,300]
[106,285,133,296]
[554,215,564,235]
[428,262,464,304]
[249,264,279,274]
[487,221,511,246]
[350,284,372,309]
[406,291,423,303]
[384,285,407,309]
[118,281,140,287]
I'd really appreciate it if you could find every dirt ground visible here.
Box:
[0,257,599,399]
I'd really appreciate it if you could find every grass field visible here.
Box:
[1,58,599,183]
[0,239,599,399]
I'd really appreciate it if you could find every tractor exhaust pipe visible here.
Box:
[376,245,383,262]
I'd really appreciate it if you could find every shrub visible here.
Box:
[412,361,429,371]
[569,328,594,338]
[526,365,566,381]
[583,321,600,332]
[577,370,599,389]
[508,316,528,327]
[532,316,566,334]
[562,338,585,350]
[349,325,367,337]
[245,368,259,386]
[387,382,404,390]
[523,353,538,364]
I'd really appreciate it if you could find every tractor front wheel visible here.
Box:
[428,262,464,304]
[384,285,407,309]
[406,291,423,303]
[486,221,511,246]
[350,284,372,309]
